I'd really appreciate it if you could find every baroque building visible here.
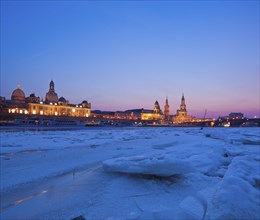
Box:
[11,83,25,103]
[2,81,91,118]
[164,97,170,120]
[45,80,58,103]
[141,100,163,120]
[172,94,194,123]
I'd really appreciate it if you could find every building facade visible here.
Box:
[164,97,170,120]
[2,81,91,118]
[141,101,163,120]
[172,94,194,123]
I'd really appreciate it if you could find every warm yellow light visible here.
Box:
[50,102,53,105]
[86,113,89,117]
[55,112,58,116]
[11,109,15,113]
[72,108,75,113]
[224,122,230,127]
[19,110,23,114]
[32,110,36,114]
[55,103,57,106]
[8,109,11,113]
[40,111,43,115]
[24,110,28,114]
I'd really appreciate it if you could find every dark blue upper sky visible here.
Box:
[1,1,259,117]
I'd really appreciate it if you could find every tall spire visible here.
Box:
[18,83,21,89]
[180,93,186,111]
[182,93,185,101]
[164,96,170,120]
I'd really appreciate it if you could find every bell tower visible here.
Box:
[176,93,187,117]
[180,93,186,111]
[164,96,170,120]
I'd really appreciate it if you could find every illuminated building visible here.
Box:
[45,80,58,103]
[164,97,170,120]
[141,101,163,120]
[2,81,91,118]
[26,93,40,103]
[11,83,25,103]
[172,94,194,123]
[229,112,244,119]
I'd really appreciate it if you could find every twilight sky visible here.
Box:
[1,1,259,118]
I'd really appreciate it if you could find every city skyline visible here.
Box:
[1,1,259,118]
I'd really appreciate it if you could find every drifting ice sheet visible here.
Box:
[103,154,194,177]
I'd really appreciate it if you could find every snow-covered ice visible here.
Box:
[103,154,194,176]
[0,127,259,219]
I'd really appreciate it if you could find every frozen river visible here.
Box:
[0,127,259,219]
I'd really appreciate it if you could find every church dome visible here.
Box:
[11,84,25,103]
[81,100,90,108]
[45,92,58,103]
[58,97,66,102]
[45,80,58,103]
[81,100,88,104]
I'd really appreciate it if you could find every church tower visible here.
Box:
[180,93,186,111]
[154,100,161,114]
[49,80,55,92]
[177,93,187,117]
[164,96,170,120]
[172,93,193,123]
[45,80,58,103]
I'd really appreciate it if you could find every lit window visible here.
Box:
[50,102,53,105]
[40,111,43,115]
[11,109,15,113]
[32,110,36,114]
[55,112,58,116]
[86,113,89,117]
[19,110,23,114]
[8,109,11,113]
[72,108,75,113]
[55,103,57,106]
[25,110,28,114]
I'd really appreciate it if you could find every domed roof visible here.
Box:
[58,96,66,102]
[45,80,58,103]
[45,92,58,103]
[81,100,88,104]
[11,83,25,103]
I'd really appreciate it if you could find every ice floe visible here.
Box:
[103,153,194,177]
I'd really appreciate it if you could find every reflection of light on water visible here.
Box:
[14,196,33,205]
[0,189,50,212]
[40,190,48,194]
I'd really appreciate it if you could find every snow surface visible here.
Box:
[0,127,259,219]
